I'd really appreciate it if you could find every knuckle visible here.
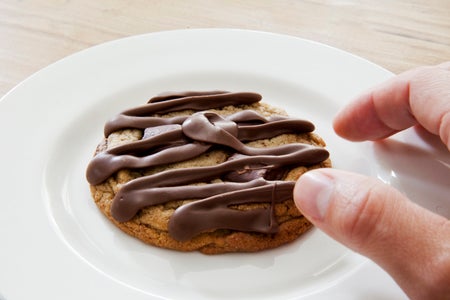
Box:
[340,182,390,252]
[425,221,450,298]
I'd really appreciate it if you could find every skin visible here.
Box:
[294,62,450,300]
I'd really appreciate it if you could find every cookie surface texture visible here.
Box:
[86,91,331,254]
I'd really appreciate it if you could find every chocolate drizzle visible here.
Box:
[86,91,329,241]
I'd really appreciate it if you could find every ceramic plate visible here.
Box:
[3,29,447,299]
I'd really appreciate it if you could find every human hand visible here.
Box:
[294,62,450,299]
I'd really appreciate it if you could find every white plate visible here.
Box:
[2,29,447,300]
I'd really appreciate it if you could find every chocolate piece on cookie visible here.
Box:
[86,91,331,254]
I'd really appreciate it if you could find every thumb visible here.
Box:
[294,169,450,299]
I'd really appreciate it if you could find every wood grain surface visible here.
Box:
[1,0,449,97]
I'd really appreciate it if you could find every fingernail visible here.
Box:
[294,171,334,220]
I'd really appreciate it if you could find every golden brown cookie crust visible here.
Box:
[89,101,331,254]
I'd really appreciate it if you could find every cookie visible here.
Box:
[86,91,331,254]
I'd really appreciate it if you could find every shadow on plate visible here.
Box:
[373,127,450,218]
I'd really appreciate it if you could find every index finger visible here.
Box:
[333,62,450,149]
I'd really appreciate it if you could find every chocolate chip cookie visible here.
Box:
[86,91,330,254]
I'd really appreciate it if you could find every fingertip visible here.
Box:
[294,170,334,222]
[332,100,358,140]
[333,86,405,141]
[333,94,385,141]
[332,106,354,140]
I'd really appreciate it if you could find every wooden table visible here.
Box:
[1,0,449,97]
